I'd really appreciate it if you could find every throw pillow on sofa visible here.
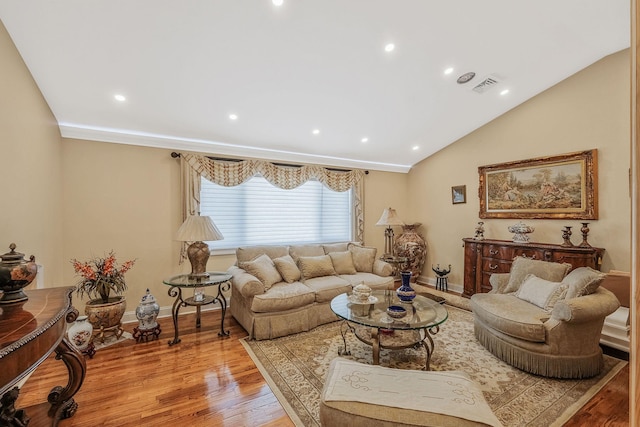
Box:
[562,267,607,299]
[503,257,572,294]
[515,274,568,312]
[347,243,377,273]
[328,251,357,275]
[273,254,302,283]
[239,253,283,290]
[298,255,337,280]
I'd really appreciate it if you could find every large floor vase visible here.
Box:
[393,223,427,282]
[85,296,126,342]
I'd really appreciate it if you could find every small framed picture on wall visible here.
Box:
[452,185,466,204]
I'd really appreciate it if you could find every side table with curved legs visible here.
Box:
[162,272,232,346]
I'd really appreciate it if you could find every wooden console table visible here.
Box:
[0,287,86,426]
[462,238,605,298]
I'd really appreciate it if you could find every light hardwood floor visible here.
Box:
[16,310,628,426]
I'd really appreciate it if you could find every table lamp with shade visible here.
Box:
[376,207,405,257]
[176,214,224,279]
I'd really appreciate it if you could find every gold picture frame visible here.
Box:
[479,149,598,219]
[452,185,466,204]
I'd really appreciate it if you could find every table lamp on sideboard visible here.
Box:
[176,214,224,279]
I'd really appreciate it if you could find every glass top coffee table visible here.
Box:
[330,290,448,370]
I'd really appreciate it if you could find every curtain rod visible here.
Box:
[170,152,368,174]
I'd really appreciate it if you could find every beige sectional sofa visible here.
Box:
[228,242,394,340]
[470,257,620,379]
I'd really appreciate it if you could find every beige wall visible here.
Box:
[60,140,407,307]
[409,49,631,288]
[0,20,64,286]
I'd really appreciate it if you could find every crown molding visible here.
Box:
[59,124,412,173]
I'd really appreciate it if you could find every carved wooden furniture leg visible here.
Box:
[47,338,86,425]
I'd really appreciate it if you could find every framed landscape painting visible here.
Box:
[478,150,598,219]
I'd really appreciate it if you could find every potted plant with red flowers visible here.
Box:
[71,251,136,341]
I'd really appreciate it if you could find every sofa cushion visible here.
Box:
[338,273,394,290]
[503,257,572,294]
[323,242,350,254]
[250,282,316,313]
[328,251,357,275]
[298,255,337,280]
[471,293,548,342]
[273,255,302,283]
[562,267,606,299]
[236,245,289,263]
[239,254,283,290]
[289,244,325,261]
[348,243,377,273]
[515,274,568,312]
[304,276,352,303]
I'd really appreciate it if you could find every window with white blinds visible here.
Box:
[200,175,353,251]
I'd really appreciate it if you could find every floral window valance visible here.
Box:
[180,154,365,243]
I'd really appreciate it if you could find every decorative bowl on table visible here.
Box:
[386,305,407,319]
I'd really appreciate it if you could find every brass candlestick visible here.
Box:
[561,226,574,247]
[579,222,591,247]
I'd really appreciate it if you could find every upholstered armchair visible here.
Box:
[470,257,620,379]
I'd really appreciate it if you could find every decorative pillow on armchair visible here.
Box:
[347,243,377,273]
[298,255,337,280]
[239,253,283,290]
[503,257,572,294]
[328,251,357,275]
[562,267,606,299]
[515,274,568,312]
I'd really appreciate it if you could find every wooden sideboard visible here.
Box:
[0,287,86,426]
[462,238,605,298]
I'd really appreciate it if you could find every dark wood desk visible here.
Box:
[0,287,86,426]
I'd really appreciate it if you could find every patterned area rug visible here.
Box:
[241,304,626,427]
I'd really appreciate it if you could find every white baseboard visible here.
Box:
[121,303,222,325]
[416,275,464,295]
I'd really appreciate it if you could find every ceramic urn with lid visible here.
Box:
[0,243,37,304]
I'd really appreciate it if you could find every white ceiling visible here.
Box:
[0,1,630,172]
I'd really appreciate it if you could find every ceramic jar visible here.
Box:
[68,315,93,351]
[135,288,160,330]
[0,243,37,304]
[393,223,427,282]
[352,283,372,302]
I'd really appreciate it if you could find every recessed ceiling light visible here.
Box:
[444,67,454,75]
[114,94,126,102]
[312,129,320,135]
[361,137,369,143]
[412,145,420,151]
[229,113,238,120]
[500,89,510,96]
[384,43,395,52]
[272,0,284,6]
[457,72,476,84]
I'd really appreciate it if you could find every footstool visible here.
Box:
[320,358,502,427]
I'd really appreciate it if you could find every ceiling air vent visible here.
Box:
[471,74,503,94]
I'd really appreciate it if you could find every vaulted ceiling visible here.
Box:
[0,1,630,172]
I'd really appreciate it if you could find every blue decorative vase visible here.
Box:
[396,271,416,302]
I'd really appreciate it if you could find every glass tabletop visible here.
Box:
[163,272,232,288]
[330,290,448,331]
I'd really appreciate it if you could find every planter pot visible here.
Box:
[393,223,427,282]
[85,296,126,342]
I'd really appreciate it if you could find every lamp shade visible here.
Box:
[375,208,405,227]
[175,215,224,242]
